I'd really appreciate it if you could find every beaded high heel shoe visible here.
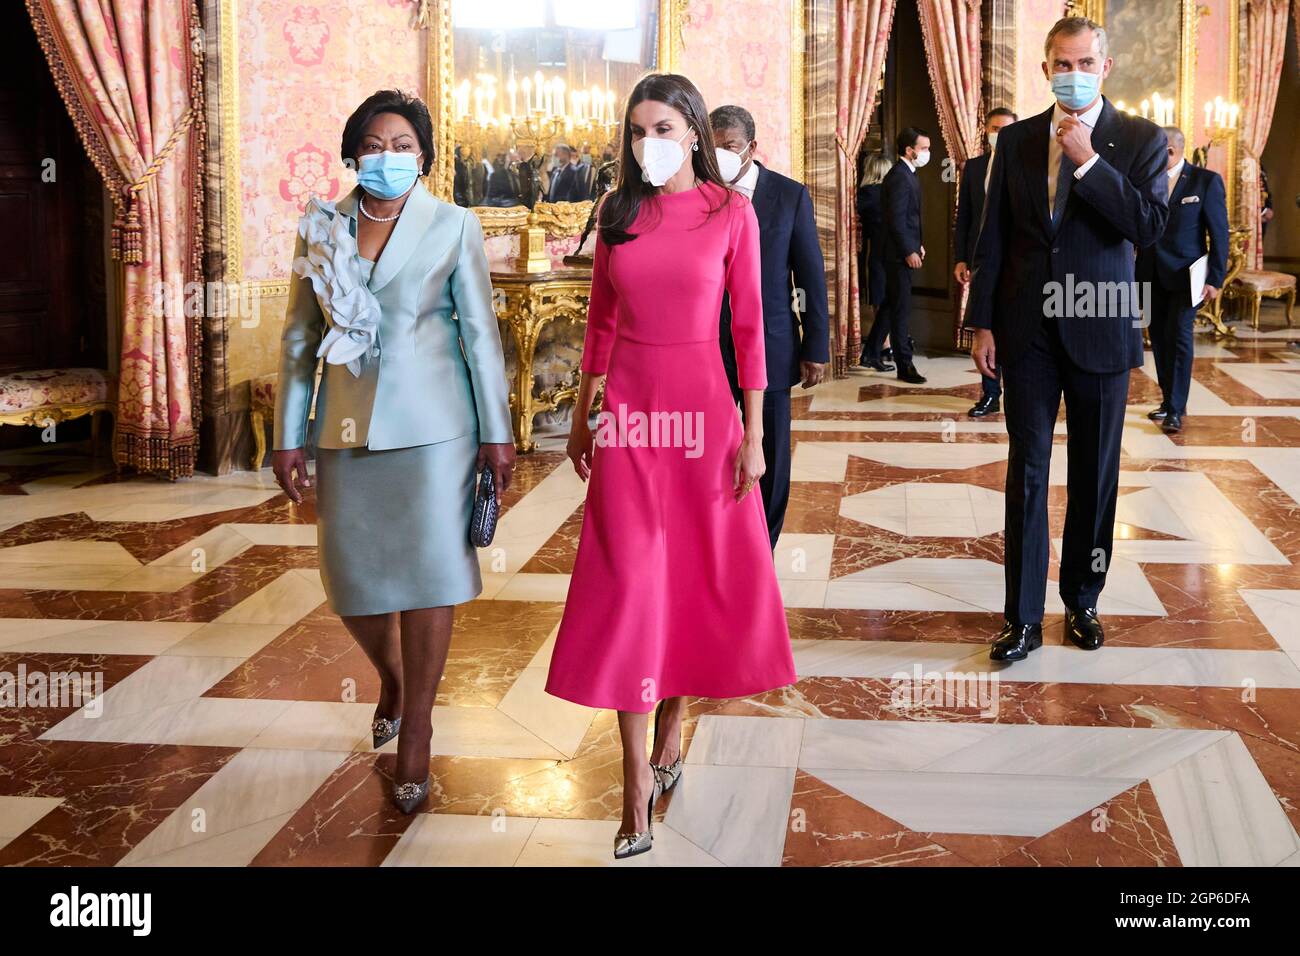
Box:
[650,700,684,794]
[371,711,401,749]
[392,775,431,814]
[613,768,662,860]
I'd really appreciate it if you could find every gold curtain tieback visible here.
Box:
[111,106,197,265]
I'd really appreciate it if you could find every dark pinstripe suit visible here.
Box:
[966,98,1169,625]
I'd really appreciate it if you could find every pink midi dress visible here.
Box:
[543,181,796,713]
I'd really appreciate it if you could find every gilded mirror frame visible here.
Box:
[420,0,689,237]
[1068,0,1240,218]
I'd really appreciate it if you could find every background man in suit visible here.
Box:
[861,127,930,384]
[712,105,830,549]
[967,15,1169,663]
[546,145,588,202]
[955,107,1018,416]
[1136,126,1229,434]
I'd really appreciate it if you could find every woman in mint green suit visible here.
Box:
[272,91,515,813]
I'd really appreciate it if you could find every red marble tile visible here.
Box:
[994,782,1181,867]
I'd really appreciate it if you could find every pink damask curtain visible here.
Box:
[835,0,897,373]
[1238,0,1289,269]
[916,0,982,345]
[27,0,205,478]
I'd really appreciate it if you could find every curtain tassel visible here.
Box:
[120,191,144,265]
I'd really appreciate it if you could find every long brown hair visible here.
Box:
[598,73,735,246]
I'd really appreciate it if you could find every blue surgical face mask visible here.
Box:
[1051,70,1102,111]
[357,150,421,200]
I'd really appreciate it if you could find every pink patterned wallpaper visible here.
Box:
[1014,0,1062,118]
[237,0,423,283]
[677,0,795,177]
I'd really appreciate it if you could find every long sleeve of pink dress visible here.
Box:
[544,182,796,713]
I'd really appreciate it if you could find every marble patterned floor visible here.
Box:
[3,307,1300,867]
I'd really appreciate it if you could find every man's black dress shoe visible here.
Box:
[1147,404,1169,421]
[1161,412,1182,434]
[896,363,927,384]
[1064,607,1104,650]
[968,395,1000,417]
[990,622,1043,662]
[860,354,896,372]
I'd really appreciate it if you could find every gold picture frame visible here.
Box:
[420,0,690,231]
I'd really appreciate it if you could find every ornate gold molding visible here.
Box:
[660,0,689,70]
[469,205,530,237]
[531,200,595,238]
[219,0,242,287]
[790,0,805,184]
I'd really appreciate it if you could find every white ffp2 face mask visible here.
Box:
[715,144,750,183]
[912,149,931,169]
[632,129,692,186]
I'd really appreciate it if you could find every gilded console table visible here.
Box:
[491,261,593,452]
[1195,227,1250,338]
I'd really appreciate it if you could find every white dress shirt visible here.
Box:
[902,156,917,174]
[1167,158,1185,185]
[1047,96,1104,216]
[731,160,760,199]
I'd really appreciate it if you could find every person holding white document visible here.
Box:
[1136,126,1229,434]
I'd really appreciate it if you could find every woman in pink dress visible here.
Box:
[543,73,796,858]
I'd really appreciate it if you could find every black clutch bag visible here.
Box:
[470,467,498,547]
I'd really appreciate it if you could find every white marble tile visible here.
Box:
[60,654,244,723]
[772,533,834,580]
[1150,733,1300,866]
[0,540,139,566]
[515,818,723,866]
[147,524,254,570]
[489,572,573,602]
[227,523,319,547]
[161,623,287,658]
[214,569,326,626]
[0,620,202,656]
[792,442,1009,483]
[496,665,597,759]
[798,721,1002,772]
[384,813,538,867]
[662,764,796,867]
[119,813,295,867]
[362,705,566,760]
[248,701,374,751]
[812,768,1139,837]
[481,463,584,575]
[685,715,804,768]
[1240,589,1300,653]
[118,747,346,866]
[920,725,1227,779]
[778,578,829,609]
[41,696,292,747]
[0,795,63,842]
[791,638,987,679]
[1119,647,1300,689]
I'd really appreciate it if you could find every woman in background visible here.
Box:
[856,150,891,369]
[544,73,796,859]
[272,90,515,815]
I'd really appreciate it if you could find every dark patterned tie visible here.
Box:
[1053,149,1076,225]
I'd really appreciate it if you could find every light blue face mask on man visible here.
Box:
[1051,70,1102,111]
[357,151,421,200]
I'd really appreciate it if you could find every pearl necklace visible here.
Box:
[359,196,402,222]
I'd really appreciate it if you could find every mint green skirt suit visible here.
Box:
[273,184,514,616]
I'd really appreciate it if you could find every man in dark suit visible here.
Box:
[547,145,588,203]
[955,108,1018,416]
[711,105,830,549]
[967,15,1169,662]
[1136,126,1229,433]
[861,127,930,384]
